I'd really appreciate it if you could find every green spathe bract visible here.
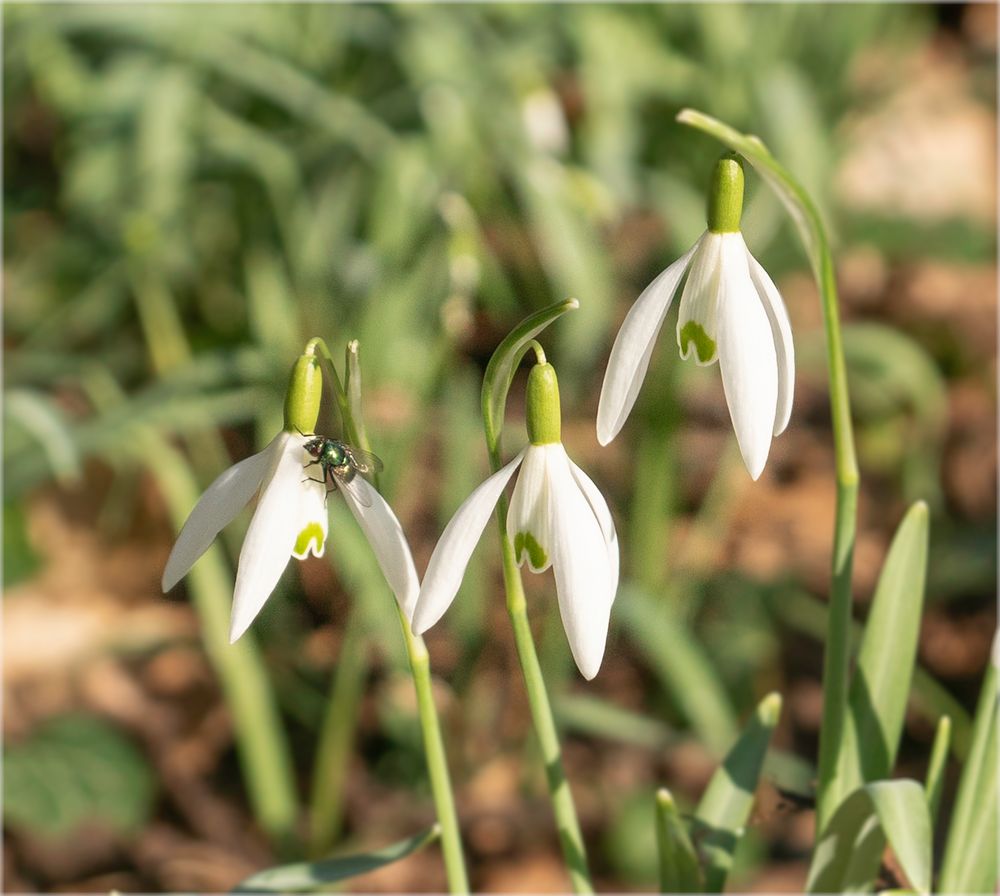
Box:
[526,362,562,445]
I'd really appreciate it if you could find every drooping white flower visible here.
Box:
[412,361,618,680]
[597,155,794,480]
[162,352,419,642]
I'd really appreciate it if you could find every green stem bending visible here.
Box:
[675,110,860,835]
[308,336,469,892]
[494,490,594,893]
[807,179,861,837]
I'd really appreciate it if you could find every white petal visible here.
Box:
[229,434,305,643]
[506,445,553,572]
[567,458,619,603]
[162,437,276,592]
[292,478,329,559]
[596,240,699,445]
[717,238,778,480]
[338,474,421,621]
[747,252,795,436]
[546,446,613,680]
[413,449,526,634]
[676,231,725,366]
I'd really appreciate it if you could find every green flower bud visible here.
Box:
[283,351,322,434]
[526,362,561,445]
[706,153,744,234]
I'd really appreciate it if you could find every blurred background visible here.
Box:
[3,3,996,892]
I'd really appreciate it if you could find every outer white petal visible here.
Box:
[413,449,526,634]
[717,238,778,481]
[596,240,699,445]
[291,478,329,560]
[747,251,795,436]
[566,458,619,604]
[229,433,305,643]
[506,445,553,572]
[546,445,613,680]
[162,437,276,592]
[339,474,421,621]
[676,231,725,365]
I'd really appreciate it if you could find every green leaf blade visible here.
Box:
[655,788,703,894]
[836,501,929,799]
[693,691,782,892]
[480,298,578,464]
[233,825,441,893]
[807,780,932,894]
[939,653,998,894]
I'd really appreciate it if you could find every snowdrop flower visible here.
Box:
[162,348,419,642]
[413,358,618,680]
[597,154,794,480]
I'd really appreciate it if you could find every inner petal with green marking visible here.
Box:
[515,531,548,571]
[294,522,326,558]
[679,320,718,365]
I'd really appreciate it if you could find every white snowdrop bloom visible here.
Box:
[162,352,419,643]
[597,155,794,480]
[413,362,618,680]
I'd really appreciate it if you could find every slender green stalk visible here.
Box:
[813,245,861,833]
[306,337,469,893]
[477,301,591,892]
[495,506,593,893]
[675,110,860,834]
[309,608,368,858]
[398,605,469,894]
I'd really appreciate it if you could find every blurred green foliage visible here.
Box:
[3,715,155,837]
[3,2,996,888]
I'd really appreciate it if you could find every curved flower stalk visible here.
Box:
[597,154,794,480]
[414,358,619,681]
[162,349,419,642]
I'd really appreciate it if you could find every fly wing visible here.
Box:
[345,446,384,477]
[335,466,373,508]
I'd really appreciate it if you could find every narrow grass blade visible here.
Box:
[655,788,703,894]
[618,585,737,757]
[481,298,578,464]
[807,780,932,894]
[924,716,950,827]
[835,502,929,797]
[234,825,440,893]
[939,652,998,894]
[693,692,782,892]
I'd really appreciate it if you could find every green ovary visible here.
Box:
[679,320,717,364]
[294,522,325,557]
[514,531,548,569]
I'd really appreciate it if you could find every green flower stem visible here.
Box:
[486,419,592,891]
[308,607,368,858]
[494,494,593,894]
[477,299,590,892]
[306,337,469,893]
[398,604,469,894]
[676,110,860,835]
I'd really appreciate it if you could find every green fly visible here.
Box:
[302,434,383,506]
